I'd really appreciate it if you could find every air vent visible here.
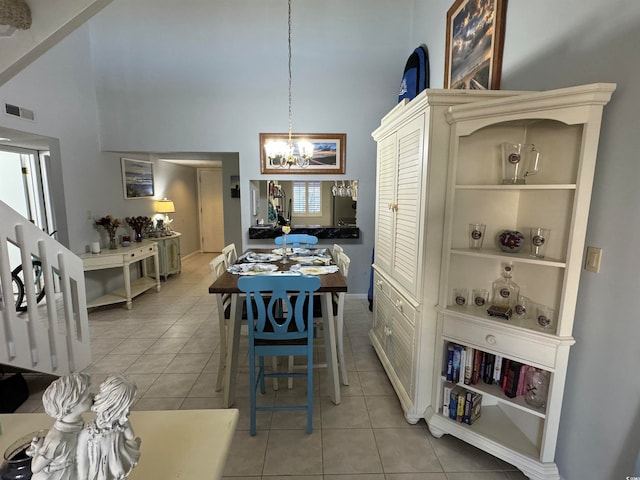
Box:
[5,103,35,121]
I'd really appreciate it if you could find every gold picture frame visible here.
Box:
[444,0,507,90]
[260,133,346,175]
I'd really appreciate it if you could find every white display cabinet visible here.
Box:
[426,83,615,480]
[370,88,518,423]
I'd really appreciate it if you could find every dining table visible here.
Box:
[208,248,347,408]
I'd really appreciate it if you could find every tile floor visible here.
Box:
[17,252,527,479]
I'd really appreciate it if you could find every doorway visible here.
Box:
[198,167,225,252]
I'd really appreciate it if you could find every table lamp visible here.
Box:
[156,198,175,232]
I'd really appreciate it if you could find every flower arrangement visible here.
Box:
[95,215,121,236]
[125,216,152,232]
[95,215,122,249]
[125,216,152,242]
[280,225,291,264]
[282,225,291,235]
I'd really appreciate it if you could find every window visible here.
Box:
[292,181,321,216]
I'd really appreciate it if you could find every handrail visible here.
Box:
[0,200,91,375]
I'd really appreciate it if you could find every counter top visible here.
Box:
[248,225,360,240]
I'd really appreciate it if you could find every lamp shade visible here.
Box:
[156,199,175,214]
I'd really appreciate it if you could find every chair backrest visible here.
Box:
[209,253,232,319]
[274,234,318,248]
[332,244,344,263]
[222,243,238,265]
[238,275,321,341]
[337,251,350,279]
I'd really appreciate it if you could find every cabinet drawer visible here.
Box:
[128,244,157,260]
[442,315,556,369]
[374,272,391,299]
[388,288,416,326]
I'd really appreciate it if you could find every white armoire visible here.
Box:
[370,84,615,480]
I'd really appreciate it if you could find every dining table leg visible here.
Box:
[223,294,243,408]
[322,292,341,405]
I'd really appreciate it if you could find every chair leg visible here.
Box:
[249,348,257,436]
[259,355,266,394]
[287,355,294,389]
[306,346,313,434]
[336,295,349,386]
[215,320,228,392]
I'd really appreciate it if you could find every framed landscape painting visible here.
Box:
[260,133,346,175]
[444,0,507,90]
[121,158,154,199]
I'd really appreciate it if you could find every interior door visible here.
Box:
[198,167,225,252]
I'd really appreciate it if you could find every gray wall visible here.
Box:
[414,1,640,478]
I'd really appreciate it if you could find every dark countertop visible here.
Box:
[249,225,360,240]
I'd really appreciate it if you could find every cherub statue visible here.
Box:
[77,375,141,480]
[26,372,93,480]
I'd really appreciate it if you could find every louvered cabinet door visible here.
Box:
[392,115,425,297]
[374,132,397,274]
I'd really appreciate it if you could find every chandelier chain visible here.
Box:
[287,0,293,148]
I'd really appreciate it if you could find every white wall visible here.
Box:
[88,0,415,294]
[413,1,640,478]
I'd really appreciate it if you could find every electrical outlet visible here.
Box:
[585,246,602,273]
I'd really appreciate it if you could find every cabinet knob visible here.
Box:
[376,280,383,287]
[395,299,403,312]
[485,334,497,345]
[385,327,392,337]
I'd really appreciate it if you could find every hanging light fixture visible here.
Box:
[264,0,313,168]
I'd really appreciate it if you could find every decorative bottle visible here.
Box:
[491,263,520,309]
[524,367,550,409]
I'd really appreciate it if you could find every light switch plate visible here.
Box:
[585,246,602,273]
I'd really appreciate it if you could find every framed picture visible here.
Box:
[444,0,507,90]
[121,158,155,199]
[260,133,346,175]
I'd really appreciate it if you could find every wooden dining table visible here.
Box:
[208,248,347,407]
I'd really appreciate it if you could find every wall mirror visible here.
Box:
[249,180,358,227]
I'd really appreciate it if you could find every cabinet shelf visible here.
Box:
[450,248,566,267]
[430,406,541,459]
[443,376,547,419]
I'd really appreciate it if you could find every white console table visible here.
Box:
[80,240,161,309]
[0,409,239,479]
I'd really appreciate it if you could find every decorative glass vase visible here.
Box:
[109,232,118,250]
[280,235,289,264]
[524,367,550,409]
[134,229,143,242]
[0,430,46,480]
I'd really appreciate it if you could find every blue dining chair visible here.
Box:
[238,274,321,435]
[274,234,318,248]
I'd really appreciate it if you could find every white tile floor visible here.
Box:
[17,253,528,479]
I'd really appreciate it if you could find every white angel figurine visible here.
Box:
[77,375,141,480]
[27,372,93,480]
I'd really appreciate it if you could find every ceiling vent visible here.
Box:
[5,103,34,121]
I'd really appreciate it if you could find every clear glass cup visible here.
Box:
[452,288,468,307]
[468,224,486,249]
[471,288,489,308]
[536,304,555,329]
[530,227,551,258]
[514,295,530,319]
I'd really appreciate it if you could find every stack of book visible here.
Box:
[445,342,539,400]
[442,383,482,425]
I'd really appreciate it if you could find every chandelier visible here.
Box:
[264,0,313,168]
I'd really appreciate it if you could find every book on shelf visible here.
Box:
[442,382,454,418]
[472,349,482,384]
[452,344,462,383]
[456,388,466,422]
[449,386,464,420]
[446,344,454,381]
[483,353,495,384]
[464,347,474,385]
[463,390,482,425]
[493,355,503,384]
[504,360,523,398]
